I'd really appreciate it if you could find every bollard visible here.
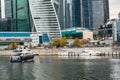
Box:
[103,52,105,56]
[108,52,109,56]
[71,52,73,56]
[68,52,70,56]
[112,52,113,56]
[74,52,76,56]
[77,53,79,56]
[116,52,117,56]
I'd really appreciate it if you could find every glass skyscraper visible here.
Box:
[0,0,12,31]
[12,0,32,32]
[0,0,61,38]
[0,1,1,18]
[59,0,109,31]
[29,0,61,38]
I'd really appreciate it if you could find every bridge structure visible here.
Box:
[0,32,31,43]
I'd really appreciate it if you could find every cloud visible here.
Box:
[109,0,120,19]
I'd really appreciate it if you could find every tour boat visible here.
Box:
[10,47,35,62]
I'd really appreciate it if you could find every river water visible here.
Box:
[0,56,120,80]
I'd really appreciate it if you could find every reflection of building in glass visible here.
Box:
[0,1,1,18]
[92,0,104,31]
[0,0,12,31]
[12,0,32,32]
[5,0,12,18]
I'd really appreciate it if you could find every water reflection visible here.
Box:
[0,56,120,80]
[110,59,120,80]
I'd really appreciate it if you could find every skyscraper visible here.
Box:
[59,0,109,31]
[12,0,32,32]
[0,0,12,31]
[29,0,61,38]
[0,0,1,18]
[0,0,61,38]
[92,0,109,31]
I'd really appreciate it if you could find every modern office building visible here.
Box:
[92,0,109,31]
[0,0,61,46]
[62,28,93,39]
[12,0,32,32]
[0,0,12,31]
[29,0,61,38]
[0,1,1,18]
[0,0,61,38]
[98,18,120,44]
[60,0,109,31]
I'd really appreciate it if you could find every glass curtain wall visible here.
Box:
[0,0,12,31]
[12,0,31,32]
[29,0,61,38]
[0,0,1,19]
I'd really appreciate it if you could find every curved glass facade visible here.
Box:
[29,0,61,38]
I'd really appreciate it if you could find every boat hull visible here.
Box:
[10,55,34,63]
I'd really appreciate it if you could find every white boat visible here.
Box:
[10,46,35,62]
[58,50,68,56]
[12,46,26,56]
[80,49,101,56]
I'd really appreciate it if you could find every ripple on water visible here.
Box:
[0,56,120,80]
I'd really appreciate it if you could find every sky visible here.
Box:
[109,0,120,19]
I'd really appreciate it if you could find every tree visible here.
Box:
[13,42,18,49]
[52,39,60,47]
[29,43,32,49]
[79,39,85,46]
[59,37,67,47]
[8,42,18,49]
[73,38,80,47]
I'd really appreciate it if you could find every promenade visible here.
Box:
[0,47,120,56]
[0,48,59,56]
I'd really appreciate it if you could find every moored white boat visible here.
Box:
[10,46,35,62]
[58,50,68,56]
[80,49,101,56]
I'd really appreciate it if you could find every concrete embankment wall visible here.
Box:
[0,50,13,56]
[59,47,120,56]
[0,47,120,56]
[60,47,113,53]
[0,48,59,56]
[32,48,59,56]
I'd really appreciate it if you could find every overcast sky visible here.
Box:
[109,0,120,19]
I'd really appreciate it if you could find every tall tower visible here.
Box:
[29,0,61,38]
[12,0,32,32]
[1,0,5,19]
[0,0,12,31]
[118,12,120,20]
[59,0,109,31]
